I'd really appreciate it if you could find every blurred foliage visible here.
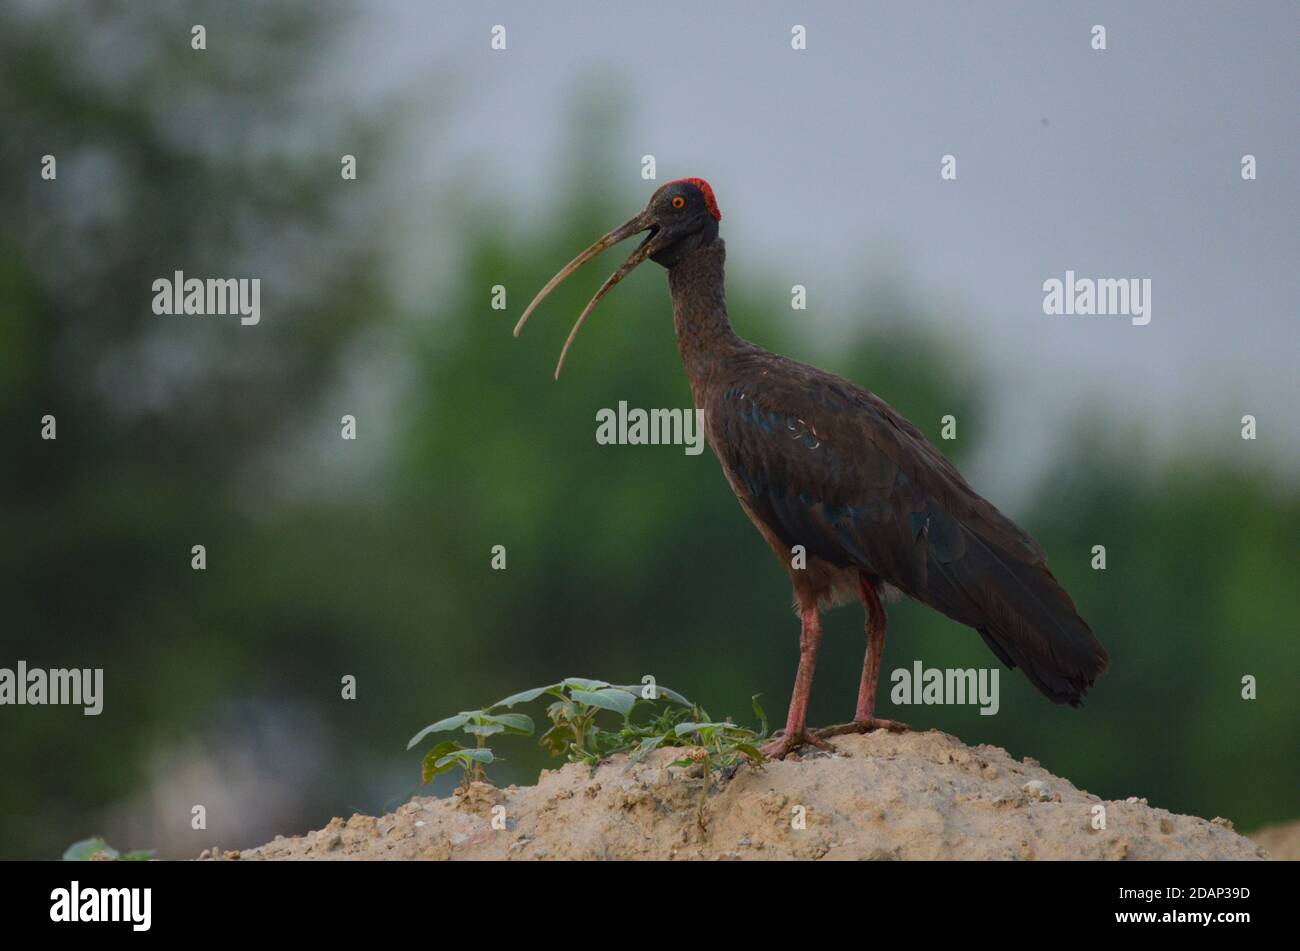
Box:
[62,835,152,862]
[1,2,1295,859]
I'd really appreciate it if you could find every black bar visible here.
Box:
[3,858,1285,937]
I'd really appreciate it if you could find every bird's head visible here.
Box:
[642,178,723,267]
[514,178,722,378]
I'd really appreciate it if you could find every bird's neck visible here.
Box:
[668,239,740,392]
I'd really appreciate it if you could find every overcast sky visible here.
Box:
[346,1,1297,491]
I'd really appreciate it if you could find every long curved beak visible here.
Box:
[513,211,660,379]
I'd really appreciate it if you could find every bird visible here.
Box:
[514,178,1108,758]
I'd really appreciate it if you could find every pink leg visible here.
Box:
[761,603,832,759]
[854,575,887,721]
[816,574,909,739]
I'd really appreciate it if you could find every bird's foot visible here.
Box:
[760,729,833,761]
[814,718,910,739]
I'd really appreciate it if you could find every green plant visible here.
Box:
[417,741,498,789]
[62,836,153,861]
[666,704,769,773]
[408,677,769,806]
[406,708,534,787]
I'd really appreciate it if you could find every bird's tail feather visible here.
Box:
[927,528,1108,706]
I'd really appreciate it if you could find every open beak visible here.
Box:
[513,210,661,379]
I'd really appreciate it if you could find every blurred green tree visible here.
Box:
[0,0,398,857]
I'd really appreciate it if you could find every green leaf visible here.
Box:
[613,683,693,706]
[751,695,768,736]
[464,721,505,737]
[481,712,535,735]
[571,687,637,716]
[421,741,464,782]
[491,684,558,709]
[539,723,575,758]
[437,747,495,769]
[674,720,727,736]
[406,712,475,750]
[627,734,666,765]
[63,836,118,861]
[561,677,610,690]
[656,686,693,706]
[734,743,766,765]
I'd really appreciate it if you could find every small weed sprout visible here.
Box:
[665,699,768,823]
[406,708,534,788]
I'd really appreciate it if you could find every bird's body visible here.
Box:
[518,179,1108,756]
[672,242,892,613]
[671,244,871,609]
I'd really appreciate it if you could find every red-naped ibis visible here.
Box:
[515,179,1108,758]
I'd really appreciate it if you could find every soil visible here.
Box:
[228,729,1269,861]
[1248,818,1300,860]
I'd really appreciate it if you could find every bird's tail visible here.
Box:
[927,528,1109,706]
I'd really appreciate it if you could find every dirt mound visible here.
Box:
[234,729,1266,861]
[1248,819,1300,860]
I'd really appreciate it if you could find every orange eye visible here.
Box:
[671,196,686,209]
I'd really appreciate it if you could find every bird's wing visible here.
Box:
[708,355,1107,704]
[709,368,930,592]
[848,383,1046,563]
[708,357,1040,575]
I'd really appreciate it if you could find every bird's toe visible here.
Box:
[760,730,833,760]
[815,718,911,739]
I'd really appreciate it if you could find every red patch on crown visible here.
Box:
[669,177,721,222]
